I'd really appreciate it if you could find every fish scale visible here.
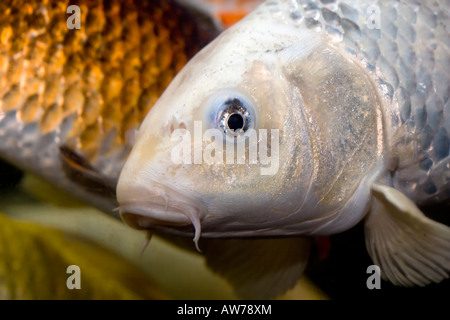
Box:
[276,0,450,205]
[114,0,450,297]
[0,0,215,213]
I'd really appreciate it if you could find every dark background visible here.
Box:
[306,207,450,299]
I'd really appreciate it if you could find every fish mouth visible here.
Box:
[117,181,205,250]
[120,202,192,228]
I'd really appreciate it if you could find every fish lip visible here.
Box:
[117,181,206,232]
[119,202,194,229]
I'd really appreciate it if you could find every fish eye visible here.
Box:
[217,98,253,137]
[228,113,244,131]
[206,90,256,141]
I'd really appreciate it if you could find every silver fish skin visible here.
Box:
[117,0,450,291]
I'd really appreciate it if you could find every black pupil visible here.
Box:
[227,113,244,131]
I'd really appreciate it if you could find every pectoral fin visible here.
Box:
[365,183,450,287]
[59,146,117,199]
[200,237,311,299]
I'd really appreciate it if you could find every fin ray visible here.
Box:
[365,183,450,287]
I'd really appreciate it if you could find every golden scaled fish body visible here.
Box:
[0,0,216,214]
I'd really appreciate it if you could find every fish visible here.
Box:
[179,0,264,28]
[0,0,218,215]
[117,0,450,298]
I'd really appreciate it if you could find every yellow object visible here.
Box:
[0,213,168,300]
